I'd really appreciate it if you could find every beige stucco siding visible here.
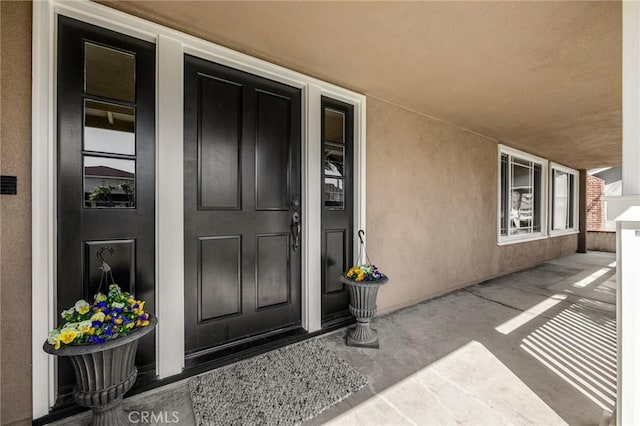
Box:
[0,2,576,423]
[366,97,577,313]
[1,1,33,425]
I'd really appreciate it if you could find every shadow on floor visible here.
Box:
[52,252,616,425]
[313,251,616,425]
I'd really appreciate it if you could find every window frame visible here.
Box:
[549,162,580,237]
[497,144,549,245]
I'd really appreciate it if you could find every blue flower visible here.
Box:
[89,336,105,344]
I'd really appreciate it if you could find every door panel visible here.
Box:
[198,75,242,210]
[56,16,156,404]
[184,55,302,356]
[256,233,291,308]
[256,91,291,210]
[199,236,242,321]
[325,230,347,293]
[321,98,355,322]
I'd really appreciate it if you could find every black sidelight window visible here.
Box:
[321,97,354,322]
[82,42,138,208]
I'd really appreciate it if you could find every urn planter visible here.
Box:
[340,275,388,348]
[43,315,157,426]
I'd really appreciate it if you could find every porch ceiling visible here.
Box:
[102,1,622,169]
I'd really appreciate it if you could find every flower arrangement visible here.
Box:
[344,264,384,282]
[47,284,150,350]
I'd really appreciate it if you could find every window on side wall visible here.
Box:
[550,163,579,236]
[498,145,548,244]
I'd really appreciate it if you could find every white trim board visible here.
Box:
[32,0,366,418]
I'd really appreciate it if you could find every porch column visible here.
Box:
[577,169,587,253]
[609,2,640,425]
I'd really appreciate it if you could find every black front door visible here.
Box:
[184,56,302,356]
[56,17,156,404]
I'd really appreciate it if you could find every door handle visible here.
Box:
[291,212,301,252]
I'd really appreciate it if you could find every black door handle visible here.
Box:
[291,212,301,251]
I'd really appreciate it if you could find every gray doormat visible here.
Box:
[188,339,368,425]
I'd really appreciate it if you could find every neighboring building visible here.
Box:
[587,175,606,231]
[589,167,623,231]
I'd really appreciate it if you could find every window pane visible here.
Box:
[325,142,344,177]
[324,108,344,143]
[533,163,542,232]
[85,42,135,102]
[568,174,575,228]
[553,170,569,230]
[84,100,135,155]
[510,160,533,235]
[84,156,135,208]
[500,154,509,236]
[325,177,344,209]
[552,170,576,231]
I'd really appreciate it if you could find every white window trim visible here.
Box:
[549,162,580,237]
[32,0,366,418]
[497,144,549,246]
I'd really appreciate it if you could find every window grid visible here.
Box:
[498,145,547,244]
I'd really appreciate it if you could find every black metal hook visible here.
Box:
[358,230,365,245]
[96,246,114,265]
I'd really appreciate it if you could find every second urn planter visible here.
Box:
[340,274,388,348]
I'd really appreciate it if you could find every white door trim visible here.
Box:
[32,0,366,418]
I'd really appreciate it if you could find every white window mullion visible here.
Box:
[508,157,513,236]
[529,161,534,234]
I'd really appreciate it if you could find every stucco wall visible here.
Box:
[0,2,578,422]
[1,1,33,425]
[365,98,577,313]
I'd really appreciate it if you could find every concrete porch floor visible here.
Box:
[53,251,616,425]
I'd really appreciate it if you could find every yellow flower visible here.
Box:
[47,330,60,348]
[115,318,123,325]
[105,314,112,321]
[59,329,78,344]
[74,300,91,315]
[88,328,95,335]
[94,293,107,302]
[90,312,105,322]
[128,298,136,305]
[125,323,134,329]
[140,320,150,327]
[78,320,92,333]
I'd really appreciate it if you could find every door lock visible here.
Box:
[291,212,301,251]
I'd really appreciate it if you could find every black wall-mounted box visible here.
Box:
[1,176,17,195]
